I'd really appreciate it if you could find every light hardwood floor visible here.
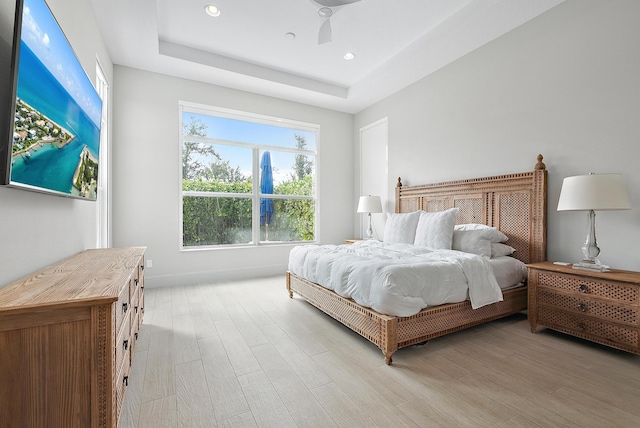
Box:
[121,276,640,427]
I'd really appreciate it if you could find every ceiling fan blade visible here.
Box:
[318,18,332,44]
[313,0,361,6]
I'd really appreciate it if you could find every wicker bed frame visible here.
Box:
[286,154,548,364]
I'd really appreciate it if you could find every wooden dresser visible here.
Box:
[0,247,146,427]
[527,261,640,354]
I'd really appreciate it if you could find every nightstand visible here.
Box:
[344,239,363,245]
[527,261,640,355]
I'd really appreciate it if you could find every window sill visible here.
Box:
[180,241,316,252]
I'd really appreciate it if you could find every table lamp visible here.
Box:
[357,195,382,239]
[557,173,631,271]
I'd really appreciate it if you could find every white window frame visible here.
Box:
[178,101,319,250]
[95,61,110,248]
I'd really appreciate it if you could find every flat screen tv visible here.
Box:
[0,0,102,200]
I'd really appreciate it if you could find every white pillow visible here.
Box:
[383,211,421,244]
[452,228,495,258]
[414,208,459,249]
[491,242,516,258]
[454,223,508,243]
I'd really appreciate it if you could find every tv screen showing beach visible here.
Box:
[10,0,102,199]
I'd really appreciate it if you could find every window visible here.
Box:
[95,62,109,248]
[180,102,318,248]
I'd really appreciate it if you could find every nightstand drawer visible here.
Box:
[539,307,639,348]
[538,289,640,326]
[538,272,639,304]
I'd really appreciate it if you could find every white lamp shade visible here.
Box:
[557,173,631,211]
[357,195,383,213]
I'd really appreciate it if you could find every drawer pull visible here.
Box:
[135,305,139,313]
[577,322,587,331]
[123,302,128,313]
[123,376,129,387]
[135,332,138,340]
[123,339,129,350]
[141,265,145,271]
[577,303,588,312]
[578,284,589,293]
[134,278,138,286]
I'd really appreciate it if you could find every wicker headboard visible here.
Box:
[395,154,547,264]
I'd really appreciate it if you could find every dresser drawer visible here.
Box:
[131,284,140,319]
[130,271,140,302]
[115,279,132,335]
[139,285,145,326]
[130,257,143,301]
[130,319,139,359]
[115,313,131,372]
[538,307,639,348]
[116,362,131,425]
[538,289,640,326]
[537,272,639,304]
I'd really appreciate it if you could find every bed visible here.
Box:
[286,154,547,364]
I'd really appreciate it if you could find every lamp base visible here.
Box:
[572,261,610,272]
[365,212,374,240]
[580,209,601,264]
[572,210,610,271]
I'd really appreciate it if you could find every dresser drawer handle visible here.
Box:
[577,322,587,331]
[123,376,129,387]
[123,339,129,351]
[135,305,138,313]
[123,302,128,313]
[577,303,588,312]
[578,284,589,293]
[135,332,138,340]
[134,278,138,286]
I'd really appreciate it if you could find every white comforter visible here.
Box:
[288,240,503,317]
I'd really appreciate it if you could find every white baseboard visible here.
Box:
[144,264,288,288]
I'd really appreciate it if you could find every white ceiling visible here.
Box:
[89,0,563,114]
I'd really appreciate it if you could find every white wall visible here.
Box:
[0,0,113,286]
[358,119,388,240]
[354,0,640,270]
[112,67,354,287]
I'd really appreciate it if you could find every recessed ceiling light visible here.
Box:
[204,5,221,17]
[343,52,356,60]
[285,32,296,40]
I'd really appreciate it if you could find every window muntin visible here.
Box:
[180,103,318,248]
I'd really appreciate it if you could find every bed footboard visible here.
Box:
[287,272,527,364]
[287,271,398,364]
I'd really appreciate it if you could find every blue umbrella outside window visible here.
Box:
[260,151,274,240]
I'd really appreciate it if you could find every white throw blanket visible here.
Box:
[288,240,503,317]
